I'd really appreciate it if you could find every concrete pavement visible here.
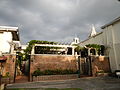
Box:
[6,77,120,90]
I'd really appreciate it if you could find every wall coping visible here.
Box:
[31,54,78,57]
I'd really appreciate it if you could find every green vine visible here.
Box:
[24,40,58,54]
[85,44,105,55]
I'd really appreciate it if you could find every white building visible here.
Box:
[89,25,97,37]
[21,45,28,53]
[71,36,80,45]
[80,17,120,71]
[0,26,21,54]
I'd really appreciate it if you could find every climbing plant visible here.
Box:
[24,40,58,54]
[85,44,105,55]
[34,46,62,54]
[72,44,82,55]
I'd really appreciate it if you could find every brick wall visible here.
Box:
[2,54,16,77]
[91,56,111,76]
[30,55,78,80]
[80,56,110,76]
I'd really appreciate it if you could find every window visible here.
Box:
[11,31,19,41]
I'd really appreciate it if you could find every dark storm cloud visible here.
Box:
[0,0,120,44]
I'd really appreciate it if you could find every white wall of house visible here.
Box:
[79,18,120,71]
[0,26,21,54]
[0,32,12,53]
[113,21,120,70]
[80,32,104,47]
[102,21,120,71]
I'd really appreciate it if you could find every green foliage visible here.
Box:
[45,88,82,90]
[24,40,58,54]
[7,88,82,90]
[73,44,81,52]
[62,69,75,74]
[72,44,83,55]
[86,44,101,50]
[6,72,10,77]
[85,44,105,55]
[2,72,10,78]
[16,52,23,69]
[96,70,104,73]
[32,69,77,76]
[35,46,62,54]
[32,69,43,76]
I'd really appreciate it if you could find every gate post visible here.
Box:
[88,56,93,76]
[78,56,81,78]
[28,54,31,82]
[0,74,2,85]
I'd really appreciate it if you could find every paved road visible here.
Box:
[6,77,120,90]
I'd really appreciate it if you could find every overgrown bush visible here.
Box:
[2,72,10,78]
[32,69,43,76]
[5,72,10,77]
[32,69,77,76]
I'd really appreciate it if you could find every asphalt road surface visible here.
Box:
[6,77,120,90]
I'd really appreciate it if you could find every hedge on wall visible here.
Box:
[32,69,78,76]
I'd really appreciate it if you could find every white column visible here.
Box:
[72,47,75,55]
[88,48,91,56]
[31,46,35,54]
[95,48,98,56]
[11,44,15,54]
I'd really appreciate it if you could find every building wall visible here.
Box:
[0,32,12,53]
[102,25,117,71]
[80,20,120,71]
[113,21,120,70]
[80,32,103,47]
[0,27,21,54]
[91,56,111,76]
[102,21,120,71]
[1,54,16,77]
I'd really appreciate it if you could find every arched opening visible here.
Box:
[90,49,96,55]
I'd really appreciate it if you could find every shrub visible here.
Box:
[32,69,43,76]
[43,70,54,75]
[32,69,77,76]
[96,70,104,73]
[6,72,10,77]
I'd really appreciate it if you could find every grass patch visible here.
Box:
[6,88,82,90]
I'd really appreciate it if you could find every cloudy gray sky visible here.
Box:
[0,0,120,44]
